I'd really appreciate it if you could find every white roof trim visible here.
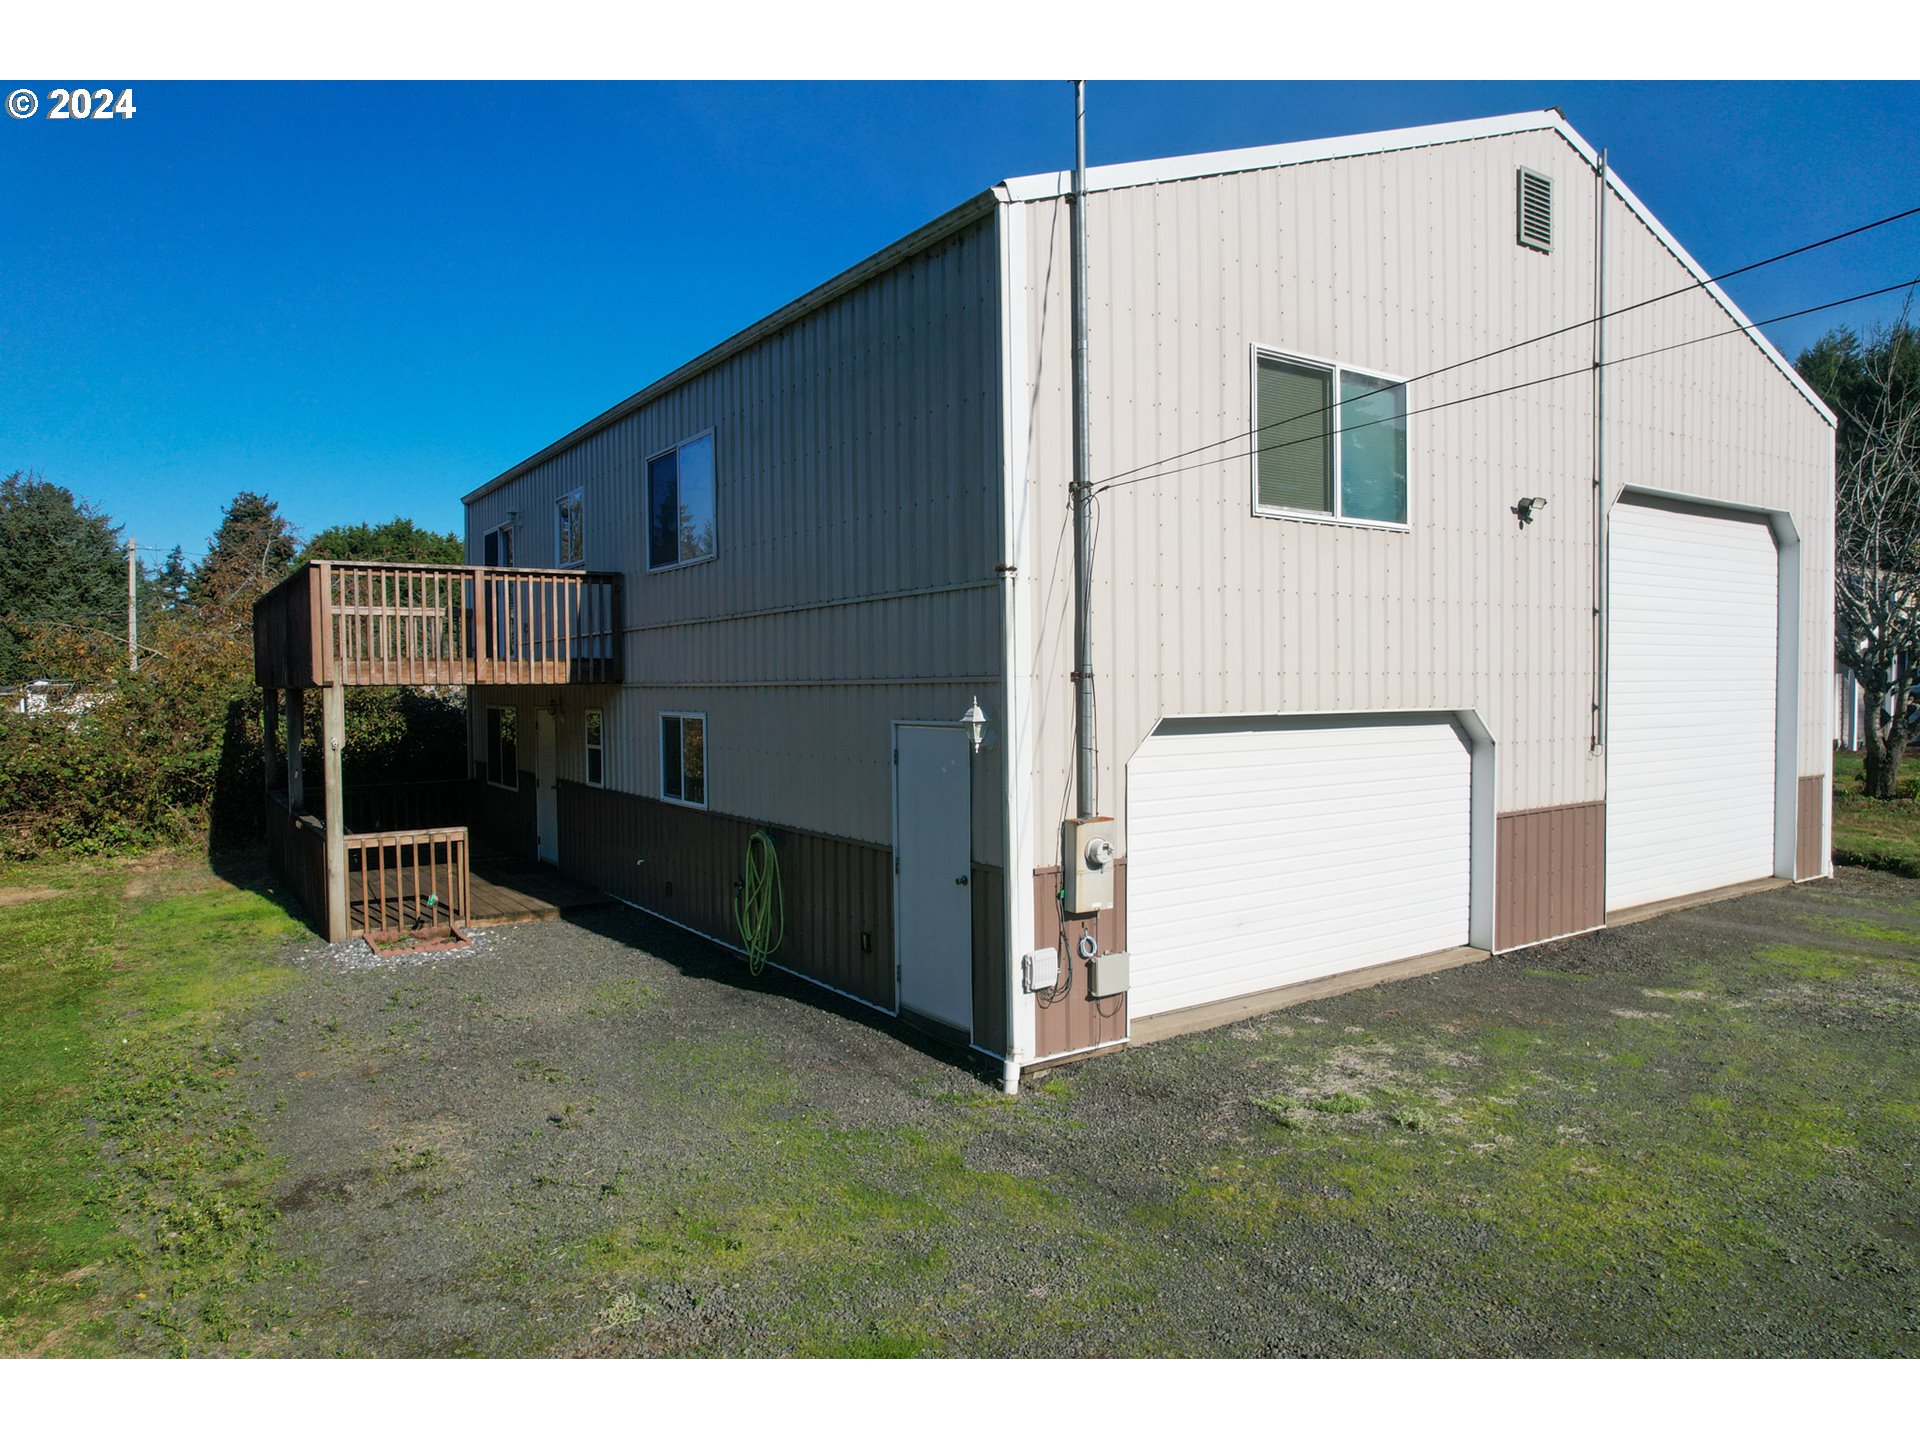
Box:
[1000,110,1570,201]
[1002,108,1831,425]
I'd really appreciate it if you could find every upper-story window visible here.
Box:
[1253,349,1409,528]
[647,431,716,570]
[556,488,585,567]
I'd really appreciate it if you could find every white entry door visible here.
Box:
[1127,715,1474,1019]
[535,708,559,865]
[1606,498,1779,911]
[893,724,972,1030]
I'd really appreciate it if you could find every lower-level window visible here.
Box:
[486,706,519,789]
[660,711,706,808]
[584,708,605,788]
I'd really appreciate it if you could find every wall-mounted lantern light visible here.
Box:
[961,695,988,754]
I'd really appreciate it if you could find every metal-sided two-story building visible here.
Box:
[453,109,1835,1090]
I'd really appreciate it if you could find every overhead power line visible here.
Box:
[1092,200,1920,492]
[1092,275,1920,496]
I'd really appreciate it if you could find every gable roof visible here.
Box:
[467,110,1831,505]
[1001,109,1832,425]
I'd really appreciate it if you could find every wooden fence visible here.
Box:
[254,560,620,689]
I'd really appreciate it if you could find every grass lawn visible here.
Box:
[0,853,304,1355]
[1832,751,1920,877]
[2,847,1917,1356]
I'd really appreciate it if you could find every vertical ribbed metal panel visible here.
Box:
[556,780,897,1009]
[464,218,1006,863]
[1597,182,1835,785]
[1016,130,1832,859]
[1494,801,1606,950]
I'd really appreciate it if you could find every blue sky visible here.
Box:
[3,79,1916,564]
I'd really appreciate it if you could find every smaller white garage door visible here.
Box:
[1127,716,1473,1019]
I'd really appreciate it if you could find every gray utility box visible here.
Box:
[1088,950,1130,999]
[1062,815,1118,911]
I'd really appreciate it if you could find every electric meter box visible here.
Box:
[1062,816,1118,912]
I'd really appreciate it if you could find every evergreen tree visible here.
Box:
[301,516,463,566]
[187,491,299,613]
[0,471,127,683]
[153,545,191,611]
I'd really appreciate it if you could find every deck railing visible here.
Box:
[254,560,621,689]
[345,826,471,942]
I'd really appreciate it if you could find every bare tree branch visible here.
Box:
[1833,306,1920,797]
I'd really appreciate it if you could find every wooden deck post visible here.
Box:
[286,688,306,811]
[311,560,333,686]
[262,688,280,795]
[322,683,349,941]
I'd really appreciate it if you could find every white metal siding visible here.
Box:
[1605,501,1778,910]
[1127,717,1472,1018]
[1015,125,1834,862]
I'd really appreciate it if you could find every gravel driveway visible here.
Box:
[232,871,1920,1356]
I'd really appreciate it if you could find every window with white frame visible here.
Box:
[482,521,515,567]
[555,488,585,567]
[485,706,518,790]
[659,711,706,808]
[584,708,605,788]
[1253,350,1409,527]
[647,432,716,570]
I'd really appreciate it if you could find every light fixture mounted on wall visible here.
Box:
[1512,495,1549,527]
[961,695,988,754]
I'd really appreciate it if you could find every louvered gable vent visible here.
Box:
[1517,167,1553,252]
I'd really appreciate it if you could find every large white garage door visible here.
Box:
[1126,717,1473,1020]
[1607,499,1778,912]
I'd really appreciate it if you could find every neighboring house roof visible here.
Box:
[465,109,1831,506]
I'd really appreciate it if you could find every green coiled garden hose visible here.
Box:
[733,829,785,976]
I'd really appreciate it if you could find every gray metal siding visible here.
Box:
[1015,128,1833,857]
[466,217,1007,861]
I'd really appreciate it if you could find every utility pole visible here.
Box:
[127,536,138,672]
[1070,80,1096,820]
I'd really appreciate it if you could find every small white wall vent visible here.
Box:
[1517,167,1553,253]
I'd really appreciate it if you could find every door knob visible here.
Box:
[955,875,969,886]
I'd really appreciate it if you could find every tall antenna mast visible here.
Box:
[1070,80,1095,819]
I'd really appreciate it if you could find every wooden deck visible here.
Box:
[466,857,611,928]
[254,559,622,690]
[344,854,609,935]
